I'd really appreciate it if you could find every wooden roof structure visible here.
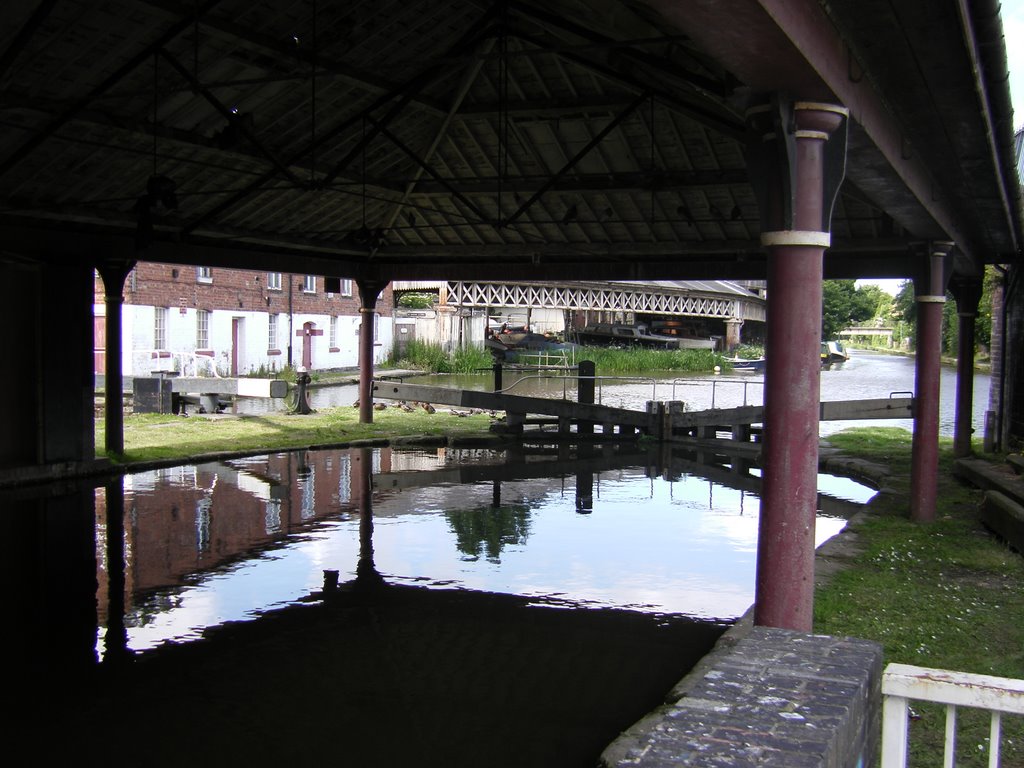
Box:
[1,0,1020,283]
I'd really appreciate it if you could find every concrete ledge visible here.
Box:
[980,490,1024,552]
[953,457,1024,506]
[819,454,890,489]
[600,626,882,768]
[0,458,113,489]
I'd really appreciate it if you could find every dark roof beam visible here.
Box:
[637,0,983,266]
[372,121,490,226]
[135,0,449,117]
[0,0,59,84]
[0,0,226,181]
[181,69,456,232]
[156,47,303,187]
[503,90,649,227]
[317,11,503,188]
[380,38,494,234]
[456,97,626,120]
[505,0,731,98]
[510,28,744,139]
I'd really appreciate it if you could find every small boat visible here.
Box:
[725,357,766,372]
[821,340,850,367]
[573,322,716,350]
[486,325,577,362]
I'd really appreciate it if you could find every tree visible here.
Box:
[397,291,435,309]
[976,265,1000,352]
[856,284,895,322]
[893,280,915,322]
[821,280,876,339]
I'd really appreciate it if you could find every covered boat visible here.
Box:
[573,322,716,350]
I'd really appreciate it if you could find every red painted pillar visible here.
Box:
[910,246,951,520]
[97,260,135,455]
[747,99,848,631]
[952,281,982,458]
[356,279,385,424]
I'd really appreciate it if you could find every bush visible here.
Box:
[389,339,451,372]
[730,344,765,360]
[574,346,726,373]
[450,345,494,373]
[386,340,491,373]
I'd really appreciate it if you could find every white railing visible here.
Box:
[882,663,1024,768]
[670,376,764,408]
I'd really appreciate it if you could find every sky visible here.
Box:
[855,2,1024,296]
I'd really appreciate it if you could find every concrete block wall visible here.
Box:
[601,625,882,768]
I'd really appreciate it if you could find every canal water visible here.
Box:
[244,349,990,439]
[71,350,967,765]
[23,443,873,767]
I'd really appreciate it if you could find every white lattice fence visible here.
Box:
[445,281,760,320]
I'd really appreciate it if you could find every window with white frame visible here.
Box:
[268,313,278,349]
[329,315,338,348]
[154,307,168,349]
[197,266,212,283]
[197,309,210,348]
[267,272,282,291]
[340,279,353,296]
[302,275,316,293]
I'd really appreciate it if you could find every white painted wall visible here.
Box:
[99,304,393,376]
[487,307,564,335]
[394,308,487,351]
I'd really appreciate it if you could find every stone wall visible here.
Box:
[600,623,882,768]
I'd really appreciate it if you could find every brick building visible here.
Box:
[94,263,394,376]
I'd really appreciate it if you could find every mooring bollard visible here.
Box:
[493,362,503,392]
[292,367,313,414]
[322,569,339,592]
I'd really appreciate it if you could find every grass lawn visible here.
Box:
[816,428,1024,767]
[98,405,494,463]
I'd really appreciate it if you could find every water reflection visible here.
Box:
[93,444,872,655]
[447,504,532,563]
[13,444,876,768]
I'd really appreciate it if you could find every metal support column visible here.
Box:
[356,279,386,424]
[910,245,952,522]
[952,279,983,458]
[746,98,848,631]
[97,260,135,455]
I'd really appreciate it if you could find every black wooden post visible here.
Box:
[577,360,595,435]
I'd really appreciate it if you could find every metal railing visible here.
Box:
[496,371,769,410]
[670,376,764,408]
[881,663,1024,768]
[510,348,577,368]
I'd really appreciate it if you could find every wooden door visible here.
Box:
[94,315,106,374]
